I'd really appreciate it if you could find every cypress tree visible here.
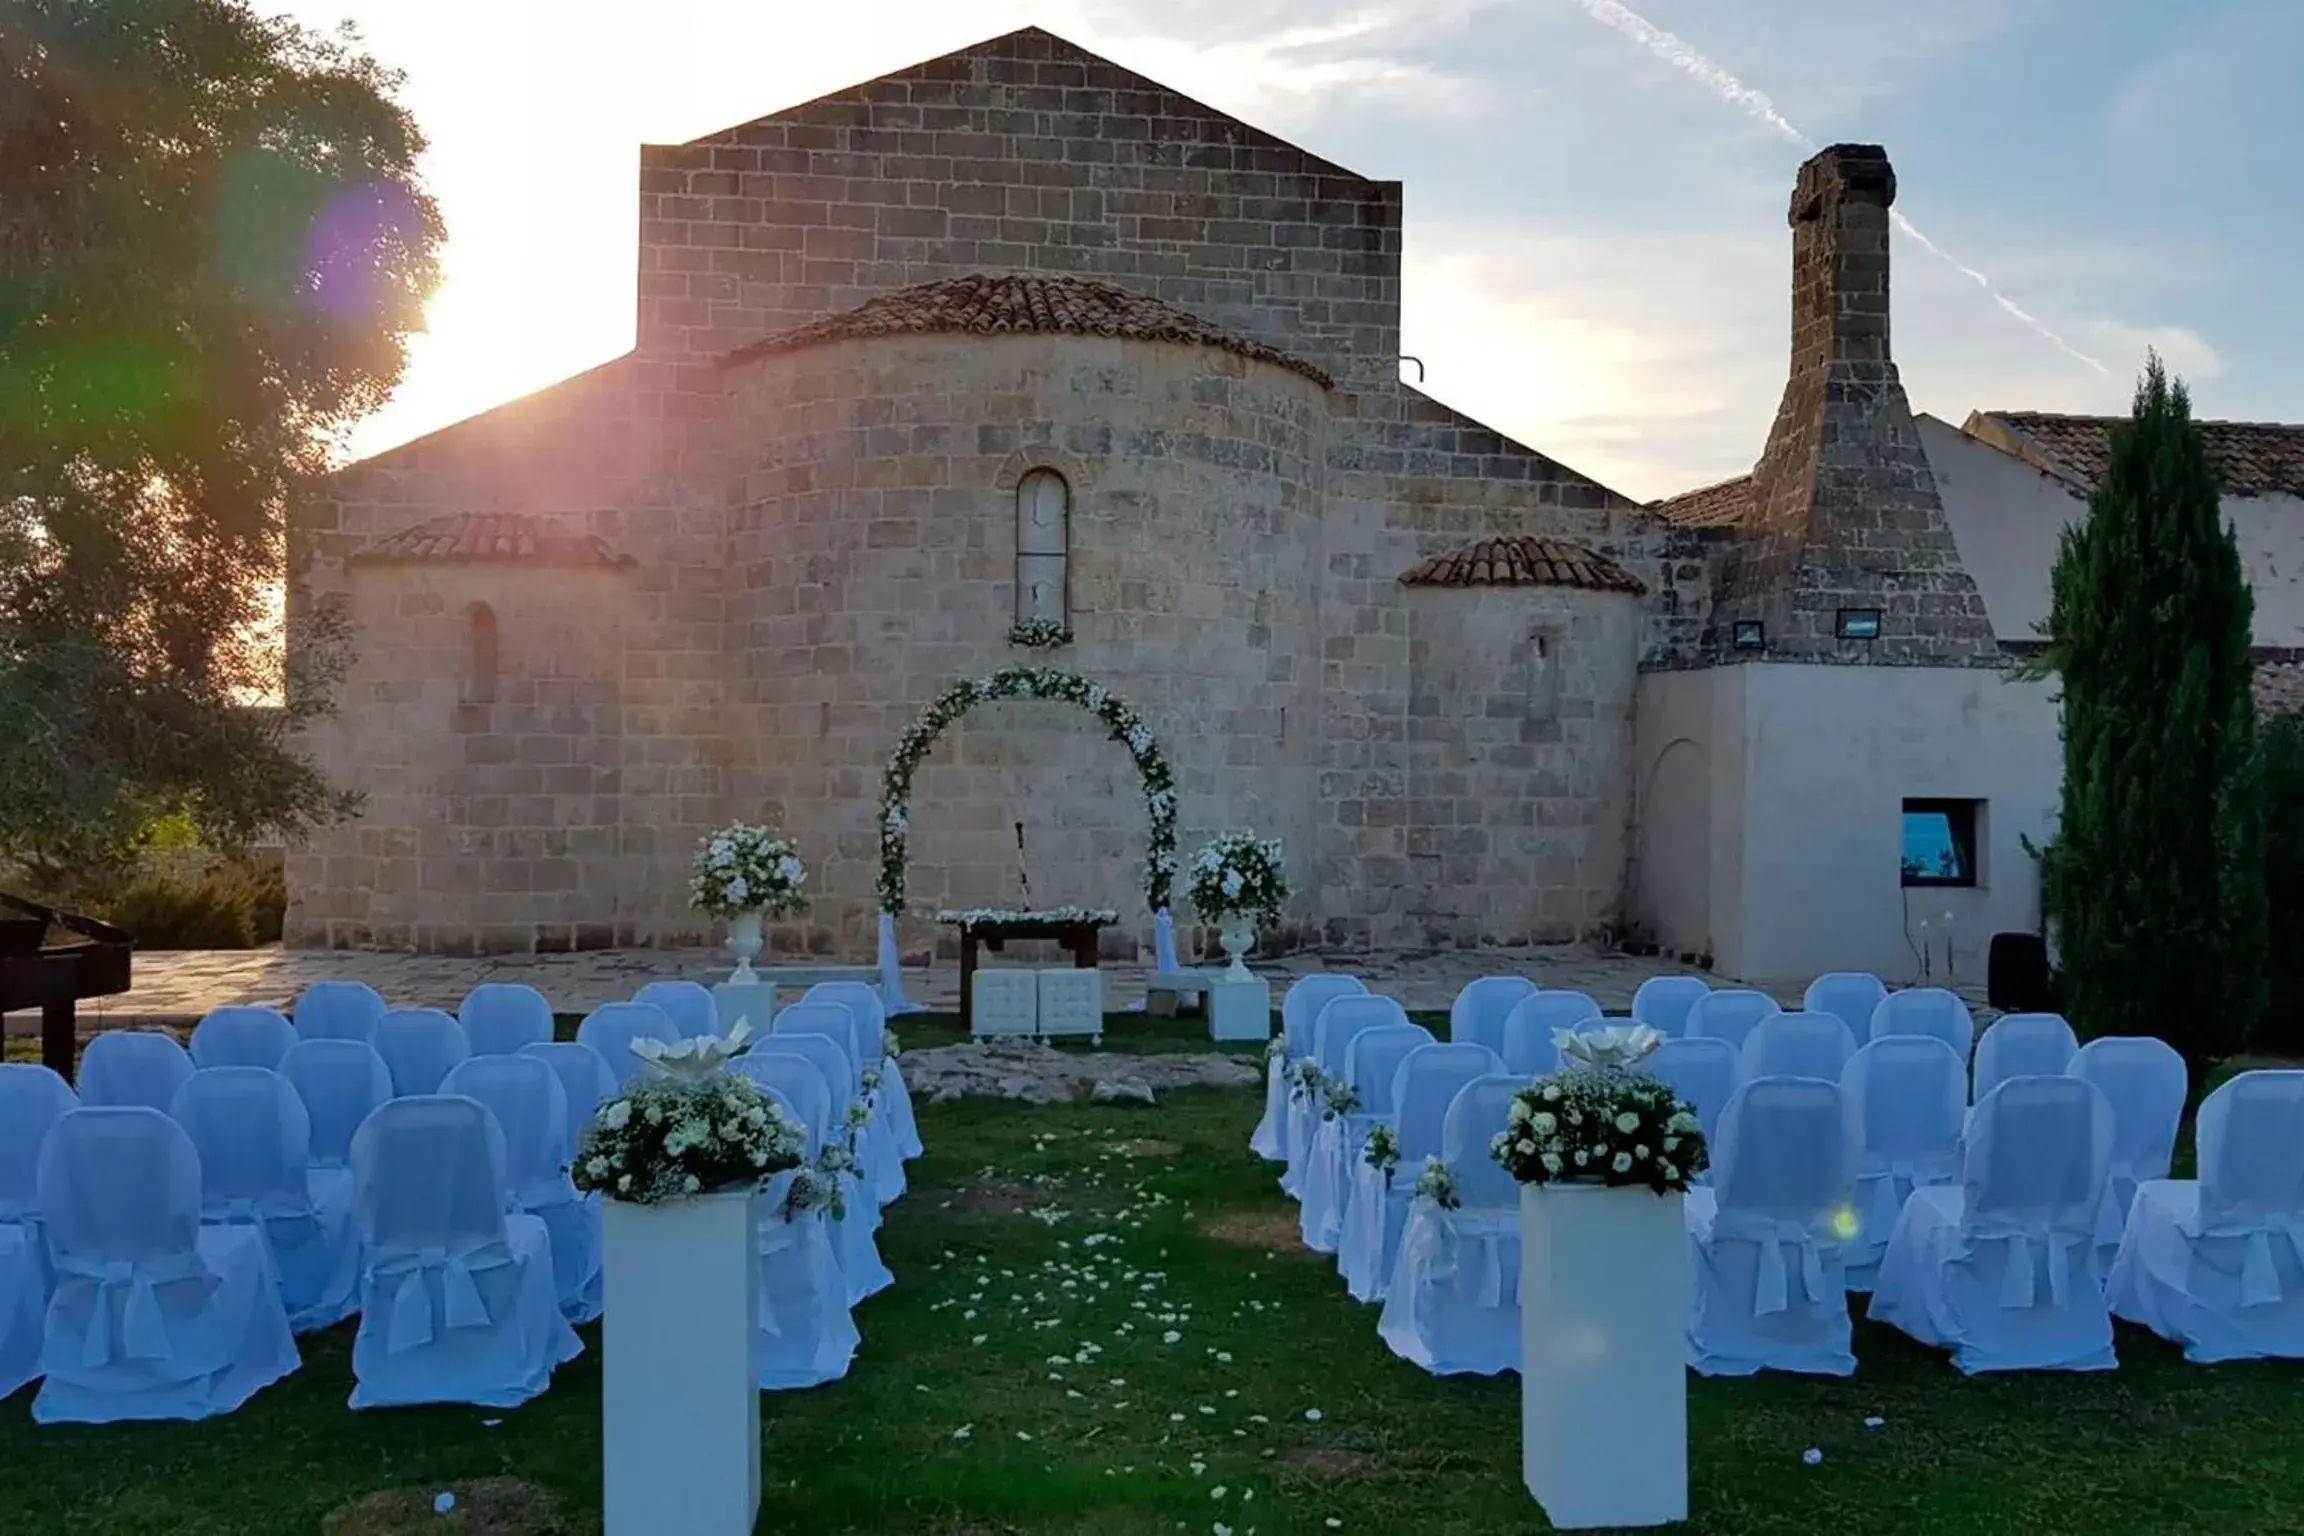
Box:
[2042,356,2265,1071]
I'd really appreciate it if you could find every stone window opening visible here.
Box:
[1527,626,1564,721]
[1901,798,1982,887]
[1016,467,1070,630]
[462,601,499,706]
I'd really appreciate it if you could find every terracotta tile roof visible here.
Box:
[1649,475,1753,528]
[717,272,1334,387]
[1398,536,1646,594]
[349,513,634,570]
[2259,663,2304,716]
[1977,411,2304,498]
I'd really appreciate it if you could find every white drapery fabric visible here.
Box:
[0,1225,41,1401]
[170,1067,360,1335]
[1644,1037,1738,1149]
[293,980,387,1045]
[1686,1076,1859,1376]
[806,981,922,1164]
[1802,973,1887,1043]
[774,1009,903,1210]
[441,1056,599,1325]
[373,1009,472,1099]
[1868,986,1976,1061]
[519,1042,619,1161]
[1301,1024,1431,1254]
[1631,975,1710,1037]
[31,1107,300,1424]
[744,1078,863,1390]
[346,1096,581,1409]
[576,1003,681,1088]
[2069,1036,2188,1262]
[1252,975,1366,1162]
[1285,995,1407,1200]
[1447,977,1536,1058]
[1872,1075,2117,1374]
[632,980,722,1041]
[458,984,556,1057]
[1685,990,1781,1053]
[2109,1070,2304,1362]
[1736,1011,1859,1088]
[1378,1074,1524,1375]
[877,910,927,1017]
[1338,1043,1500,1303]
[1498,992,1605,1077]
[742,1047,892,1305]
[1838,1036,1966,1288]
[0,1064,79,1399]
[188,1007,297,1071]
[1972,1013,2079,1100]
[278,1040,394,1170]
[76,1030,194,1113]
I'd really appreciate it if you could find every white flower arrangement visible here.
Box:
[688,822,808,920]
[932,907,1121,927]
[1265,1036,1289,1063]
[778,1143,856,1224]
[1291,1059,1325,1102]
[1492,1051,1709,1195]
[877,668,1179,916]
[884,1030,902,1061]
[1414,1155,1460,1211]
[574,1074,805,1206]
[861,1067,883,1096]
[1363,1124,1400,1179]
[1006,618,1073,649]
[1186,832,1290,927]
[1321,1079,1361,1122]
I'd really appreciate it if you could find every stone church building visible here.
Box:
[289,27,2302,980]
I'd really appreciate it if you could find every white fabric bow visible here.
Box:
[1981,1224,2086,1309]
[2093,1159,2143,1247]
[1439,1212,1517,1309]
[2196,1212,2304,1308]
[1713,1211,1829,1316]
[56,1254,186,1368]
[376,1244,501,1355]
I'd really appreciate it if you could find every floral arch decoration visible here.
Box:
[876,667,1178,915]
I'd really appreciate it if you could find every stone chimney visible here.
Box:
[1705,144,1999,665]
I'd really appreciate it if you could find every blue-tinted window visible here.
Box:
[1901,799,1979,887]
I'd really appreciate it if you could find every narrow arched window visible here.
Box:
[1016,468,1070,629]
[463,601,498,705]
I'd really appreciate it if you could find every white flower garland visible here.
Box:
[932,907,1121,927]
[876,667,1179,916]
[1006,618,1073,649]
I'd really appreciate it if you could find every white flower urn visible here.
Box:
[725,909,765,985]
[1218,916,1257,982]
[1519,1182,1688,1529]
[602,1190,761,1536]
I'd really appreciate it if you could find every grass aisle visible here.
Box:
[4,1081,2302,1533]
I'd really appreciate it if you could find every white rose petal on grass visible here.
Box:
[1304,1408,1324,1422]
[1163,1330,1182,1344]
[1864,1415,1886,1429]
[1016,1431,1034,1443]
[1802,1448,1823,1466]
[1211,1486,1229,1500]
[952,1425,972,1441]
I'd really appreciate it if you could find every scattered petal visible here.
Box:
[1864,1416,1886,1429]
[1802,1448,1824,1467]
[432,1493,456,1517]
[1304,1409,1324,1422]
[953,1425,973,1441]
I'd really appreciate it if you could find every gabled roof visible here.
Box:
[1399,536,1646,594]
[1648,475,1752,528]
[1967,411,2304,499]
[717,272,1334,387]
[348,512,634,570]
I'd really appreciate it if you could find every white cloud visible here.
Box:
[2077,323,2227,385]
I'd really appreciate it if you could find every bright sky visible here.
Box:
[277,0,2304,501]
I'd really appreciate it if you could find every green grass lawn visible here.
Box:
[6,1069,2304,1533]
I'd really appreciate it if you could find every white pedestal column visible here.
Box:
[603,1191,761,1536]
[714,979,777,1036]
[1208,978,1272,1043]
[1520,1183,1688,1530]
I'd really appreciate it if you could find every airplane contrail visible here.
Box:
[1564,0,2110,375]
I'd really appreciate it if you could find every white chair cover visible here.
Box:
[0,1224,42,1400]
[278,1040,393,1170]
[1301,1023,1432,1254]
[1378,1074,1524,1375]
[575,1003,679,1087]
[458,983,555,1057]
[1685,990,1780,1052]
[1254,974,1366,1161]
[767,1020,902,1213]
[347,1096,581,1409]
[1631,975,1710,1037]
[293,980,386,1044]
[1973,1013,2079,1100]
[1448,976,1536,1057]
[170,1068,361,1335]
[1871,1075,2117,1373]
[740,1051,889,1313]
[188,1007,297,1070]
[744,1080,862,1390]
[1286,995,1407,1199]
[1736,1011,1858,1087]
[1839,1036,1966,1288]
[806,981,921,1163]
[1803,973,1887,1042]
[633,980,722,1041]
[0,1064,77,1398]
[1499,992,1604,1077]
[2109,1070,2304,1362]
[31,1107,299,1423]
[373,1009,472,1099]
[1339,1043,1501,1305]
[876,910,926,1017]
[1686,1076,1859,1376]
[520,1041,619,1161]
[1869,986,1976,1060]
[1644,1037,1738,1149]
[441,1055,598,1324]
[2070,1036,2188,1260]
[76,1030,194,1112]
[774,1000,862,1066]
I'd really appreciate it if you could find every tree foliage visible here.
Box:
[2039,356,2265,1069]
[0,0,440,880]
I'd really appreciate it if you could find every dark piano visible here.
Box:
[1,893,132,1076]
